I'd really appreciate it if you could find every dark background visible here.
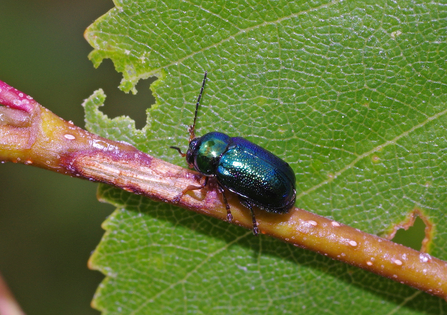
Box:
[0,1,154,314]
[0,1,425,314]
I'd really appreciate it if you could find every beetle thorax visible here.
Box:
[189,132,231,176]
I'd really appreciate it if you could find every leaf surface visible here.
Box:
[84,0,447,313]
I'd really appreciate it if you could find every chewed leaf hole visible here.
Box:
[392,216,426,251]
[96,60,156,129]
[388,210,432,252]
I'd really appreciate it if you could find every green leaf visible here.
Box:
[84,0,447,313]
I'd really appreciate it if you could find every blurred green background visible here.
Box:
[0,1,154,314]
[0,1,426,314]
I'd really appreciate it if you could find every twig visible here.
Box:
[1,79,446,300]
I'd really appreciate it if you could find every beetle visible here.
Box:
[170,72,296,235]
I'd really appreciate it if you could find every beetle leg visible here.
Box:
[247,202,259,236]
[217,184,233,222]
[239,199,259,236]
[169,146,186,157]
[172,176,208,203]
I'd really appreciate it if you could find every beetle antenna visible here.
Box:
[189,71,207,141]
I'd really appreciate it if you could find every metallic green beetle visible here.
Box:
[171,72,296,235]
